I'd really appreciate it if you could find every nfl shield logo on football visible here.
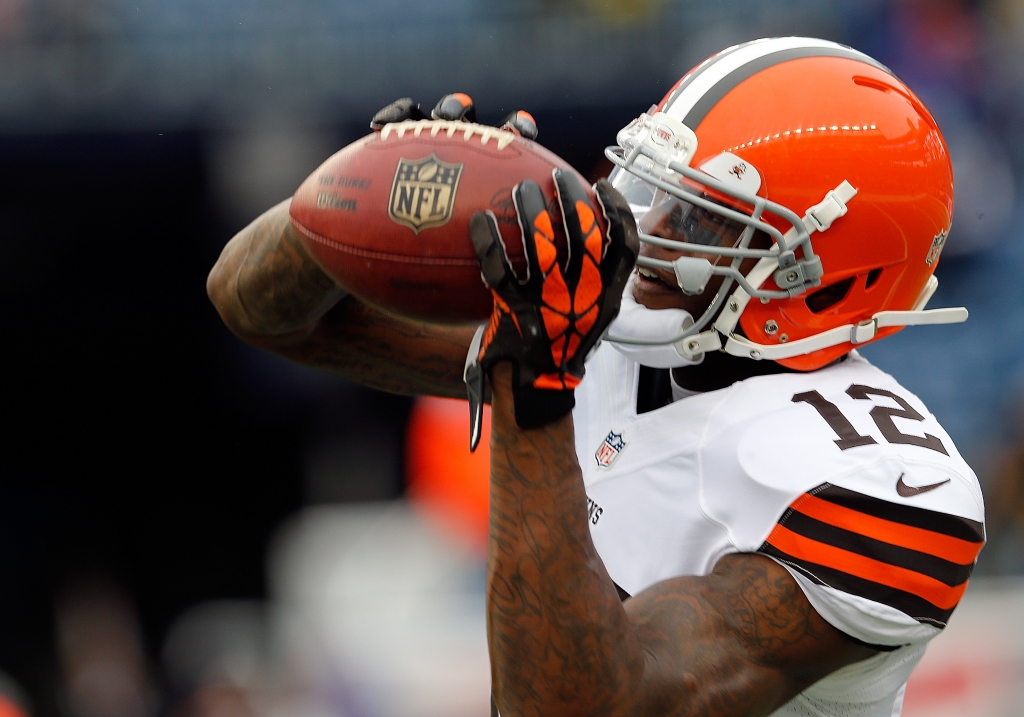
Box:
[595,430,627,469]
[388,153,464,234]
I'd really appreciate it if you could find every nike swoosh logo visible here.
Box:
[896,474,950,497]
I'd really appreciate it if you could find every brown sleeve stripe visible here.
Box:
[779,510,975,587]
[759,543,956,627]
[792,492,983,565]
[765,523,968,610]
[758,482,985,626]
[811,484,984,543]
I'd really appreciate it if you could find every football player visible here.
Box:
[208,38,984,717]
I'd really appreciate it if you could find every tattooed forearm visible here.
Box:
[233,206,344,335]
[208,199,345,338]
[208,199,475,398]
[485,363,876,717]
[487,363,645,717]
[274,299,477,398]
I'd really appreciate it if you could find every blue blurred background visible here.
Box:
[3,0,1024,715]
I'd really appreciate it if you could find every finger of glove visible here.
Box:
[592,181,639,333]
[513,180,559,285]
[594,179,640,278]
[470,210,519,294]
[554,170,604,285]
[370,98,425,130]
[562,181,639,376]
[500,110,538,140]
[432,93,477,123]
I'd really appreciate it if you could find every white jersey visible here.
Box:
[574,345,985,717]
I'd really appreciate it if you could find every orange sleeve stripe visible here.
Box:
[767,523,968,610]
[793,493,983,566]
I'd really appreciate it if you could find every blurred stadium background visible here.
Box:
[3,0,1024,714]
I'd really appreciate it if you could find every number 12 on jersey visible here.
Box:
[793,384,948,455]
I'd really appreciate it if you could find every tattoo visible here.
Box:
[485,366,875,717]
[283,300,477,398]
[209,200,475,399]
[232,201,345,336]
[626,556,873,717]
[486,370,644,717]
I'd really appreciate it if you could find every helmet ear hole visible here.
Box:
[805,277,855,314]
[865,267,883,289]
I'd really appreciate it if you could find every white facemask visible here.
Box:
[606,274,703,368]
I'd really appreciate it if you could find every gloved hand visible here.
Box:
[431,92,478,123]
[465,171,639,449]
[369,97,427,129]
[497,109,538,140]
[370,94,539,140]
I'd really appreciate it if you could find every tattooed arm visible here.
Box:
[486,363,876,717]
[207,199,475,397]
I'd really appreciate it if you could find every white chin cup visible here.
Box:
[607,275,703,368]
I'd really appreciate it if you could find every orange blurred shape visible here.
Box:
[405,397,491,551]
[0,696,27,717]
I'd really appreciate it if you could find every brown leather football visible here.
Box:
[289,120,597,324]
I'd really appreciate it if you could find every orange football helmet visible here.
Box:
[606,37,966,370]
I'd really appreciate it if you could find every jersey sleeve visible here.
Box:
[757,482,985,646]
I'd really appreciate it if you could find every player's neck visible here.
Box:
[636,353,849,415]
[670,351,800,393]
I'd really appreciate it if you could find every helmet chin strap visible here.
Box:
[721,290,968,361]
[681,258,967,363]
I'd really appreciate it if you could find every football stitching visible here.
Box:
[380,120,517,150]
[293,221,480,266]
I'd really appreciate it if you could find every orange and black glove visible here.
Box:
[371,94,538,140]
[464,171,638,449]
[369,97,427,129]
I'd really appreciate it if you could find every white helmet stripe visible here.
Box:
[659,40,752,109]
[662,37,891,129]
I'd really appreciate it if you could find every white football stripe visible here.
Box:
[663,37,856,124]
